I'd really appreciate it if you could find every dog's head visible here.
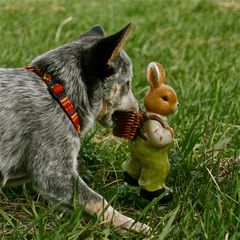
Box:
[81,24,139,128]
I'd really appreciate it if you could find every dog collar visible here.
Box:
[24,66,81,135]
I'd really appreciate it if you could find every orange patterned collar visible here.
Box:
[24,66,80,135]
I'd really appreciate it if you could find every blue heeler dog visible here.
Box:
[0,24,150,234]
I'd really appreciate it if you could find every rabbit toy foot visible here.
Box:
[140,187,173,203]
[124,171,173,203]
[123,172,139,186]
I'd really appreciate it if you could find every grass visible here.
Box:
[0,0,239,239]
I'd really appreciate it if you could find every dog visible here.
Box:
[0,23,150,234]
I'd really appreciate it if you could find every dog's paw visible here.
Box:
[115,217,151,236]
[102,206,151,235]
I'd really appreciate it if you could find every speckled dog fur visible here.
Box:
[0,24,150,234]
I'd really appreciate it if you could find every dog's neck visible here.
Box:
[24,66,82,134]
[30,62,99,135]
[31,48,101,133]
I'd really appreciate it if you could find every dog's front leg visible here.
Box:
[79,177,151,234]
[31,160,150,235]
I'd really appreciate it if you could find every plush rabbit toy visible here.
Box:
[122,62,179,203]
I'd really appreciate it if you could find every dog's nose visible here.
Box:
[177,102,180,108]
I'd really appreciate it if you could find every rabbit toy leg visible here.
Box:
[122,142,141,186]
[124,136,173,203]
[137,147,173,203]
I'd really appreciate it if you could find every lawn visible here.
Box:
[0,0,239,239]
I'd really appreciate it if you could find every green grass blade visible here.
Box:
[0,208,15,228]
[158,205,180,240]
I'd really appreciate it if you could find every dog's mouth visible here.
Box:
[100,110,123,128]
[111,110,127,127]
[96,98,140,129]
[98,110,127,128]
[111,111,120,127]
[96,110,116,128]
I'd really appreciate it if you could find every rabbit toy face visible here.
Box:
[144,62,178,116]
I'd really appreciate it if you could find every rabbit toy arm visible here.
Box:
[142,118,173,148]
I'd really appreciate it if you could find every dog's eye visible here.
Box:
[105,66,115,77]
[162,96,168,102]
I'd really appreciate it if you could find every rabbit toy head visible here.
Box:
[144,62,179,116]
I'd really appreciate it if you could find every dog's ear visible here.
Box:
[91,23,132,71]
[81,25,105,38]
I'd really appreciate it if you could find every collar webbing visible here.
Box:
[24,66,81,135]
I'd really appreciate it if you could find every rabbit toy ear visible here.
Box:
[155,62,166,84]
[147,62,166,89]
